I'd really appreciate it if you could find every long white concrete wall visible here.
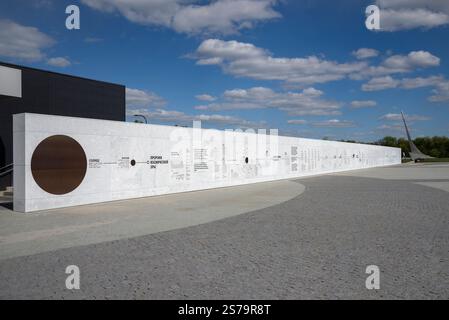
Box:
[13,113,401,212]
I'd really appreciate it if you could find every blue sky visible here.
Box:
[1,0,448,141]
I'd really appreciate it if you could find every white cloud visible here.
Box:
[196,57,224,65]
[196,39,268,63]
[377,0,449,11]
[195,86,342,116]
[47,57,71,68]
[0,19,54,61]
[172,0,281,35]
[195,113,257,126]
[81,0,181,27]
[126,88,167,108]
[397,75,449,102]
[287,119,307,125]
[223,86,276,100]
[311,119,356,128]
[81,0,281,35]
[350,100,377,108]
[429,80,449,102]
[380,113,430,121]
[400,75,444,89]
[195,94,216,102]
[193,39,367,85]
[192,40,444,103]
[193,40,440,88]
[362,76,399,91]
[352,48,379,59]
[376,123,407,132]
[353,51,440,79]
[383,51,440,70]
[380,8,449,31]
[126,108,259,127]
[376,0,449,31]
[126,87,258,127]
[358,74,449,102]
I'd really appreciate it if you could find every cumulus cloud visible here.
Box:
[195,39,268,64]
[362,76,399,91]
[81,0,281,35]
[352,48,379,59]
[193,40,441,88]
[353,51,440,80]
[376,0,449,31]
[398,75,449,102]
[380,9,449,31]
[0,19,54,61]
[383,51,440,70]
[429,80,449,102]
[195,86,342,116]
[126,108,259,127]
[360,75,449,102]
[47,57,71,68]
[126,88,167,108]
[195,94,216,102]
[350,100,377,108]
[193,39,367,86]
[126,87,258,127]
[311,119,356,128]
[400,75,444,89]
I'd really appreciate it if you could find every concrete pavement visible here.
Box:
[0,163,448,299]
[0,180,305,260]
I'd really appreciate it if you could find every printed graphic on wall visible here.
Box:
[15,113,401,212]
[31,135,87,195]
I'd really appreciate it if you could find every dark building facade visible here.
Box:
[0,62,126,190]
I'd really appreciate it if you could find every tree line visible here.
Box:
[335,136,449,158]
[375,136,449,158]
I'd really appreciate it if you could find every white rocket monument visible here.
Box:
[401,111,432,161]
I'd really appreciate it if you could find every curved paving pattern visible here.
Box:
[0,165,448,299]
[0,180,305,260]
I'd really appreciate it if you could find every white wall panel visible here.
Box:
[0,65,22,98]
[13,113,401,212]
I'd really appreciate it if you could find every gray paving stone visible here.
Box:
[0,166,448,299]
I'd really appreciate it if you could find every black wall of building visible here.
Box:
[0,62,126,190]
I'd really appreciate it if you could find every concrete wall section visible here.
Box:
[14,113,401,212]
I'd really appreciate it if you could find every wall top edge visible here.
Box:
[14,112,401,151]
[0,61,125,88]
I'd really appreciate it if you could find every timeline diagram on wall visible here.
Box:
[14,113,401,212]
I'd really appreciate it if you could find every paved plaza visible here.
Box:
[0,163,448,299]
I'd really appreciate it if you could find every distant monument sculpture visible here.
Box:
[401,111,432,161]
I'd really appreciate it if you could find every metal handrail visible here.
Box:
[0,168,13,177]
[0,163,13,172]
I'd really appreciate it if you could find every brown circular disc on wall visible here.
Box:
[31,135,87,195]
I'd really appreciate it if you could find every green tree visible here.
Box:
[377,136,398,148]
[377,135,449,158]
[397,138,410,157]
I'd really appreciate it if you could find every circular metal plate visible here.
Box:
[31,135,87,195]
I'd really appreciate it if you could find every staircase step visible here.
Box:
[0,187,13,197]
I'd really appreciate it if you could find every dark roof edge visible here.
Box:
[0,61,125,88]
